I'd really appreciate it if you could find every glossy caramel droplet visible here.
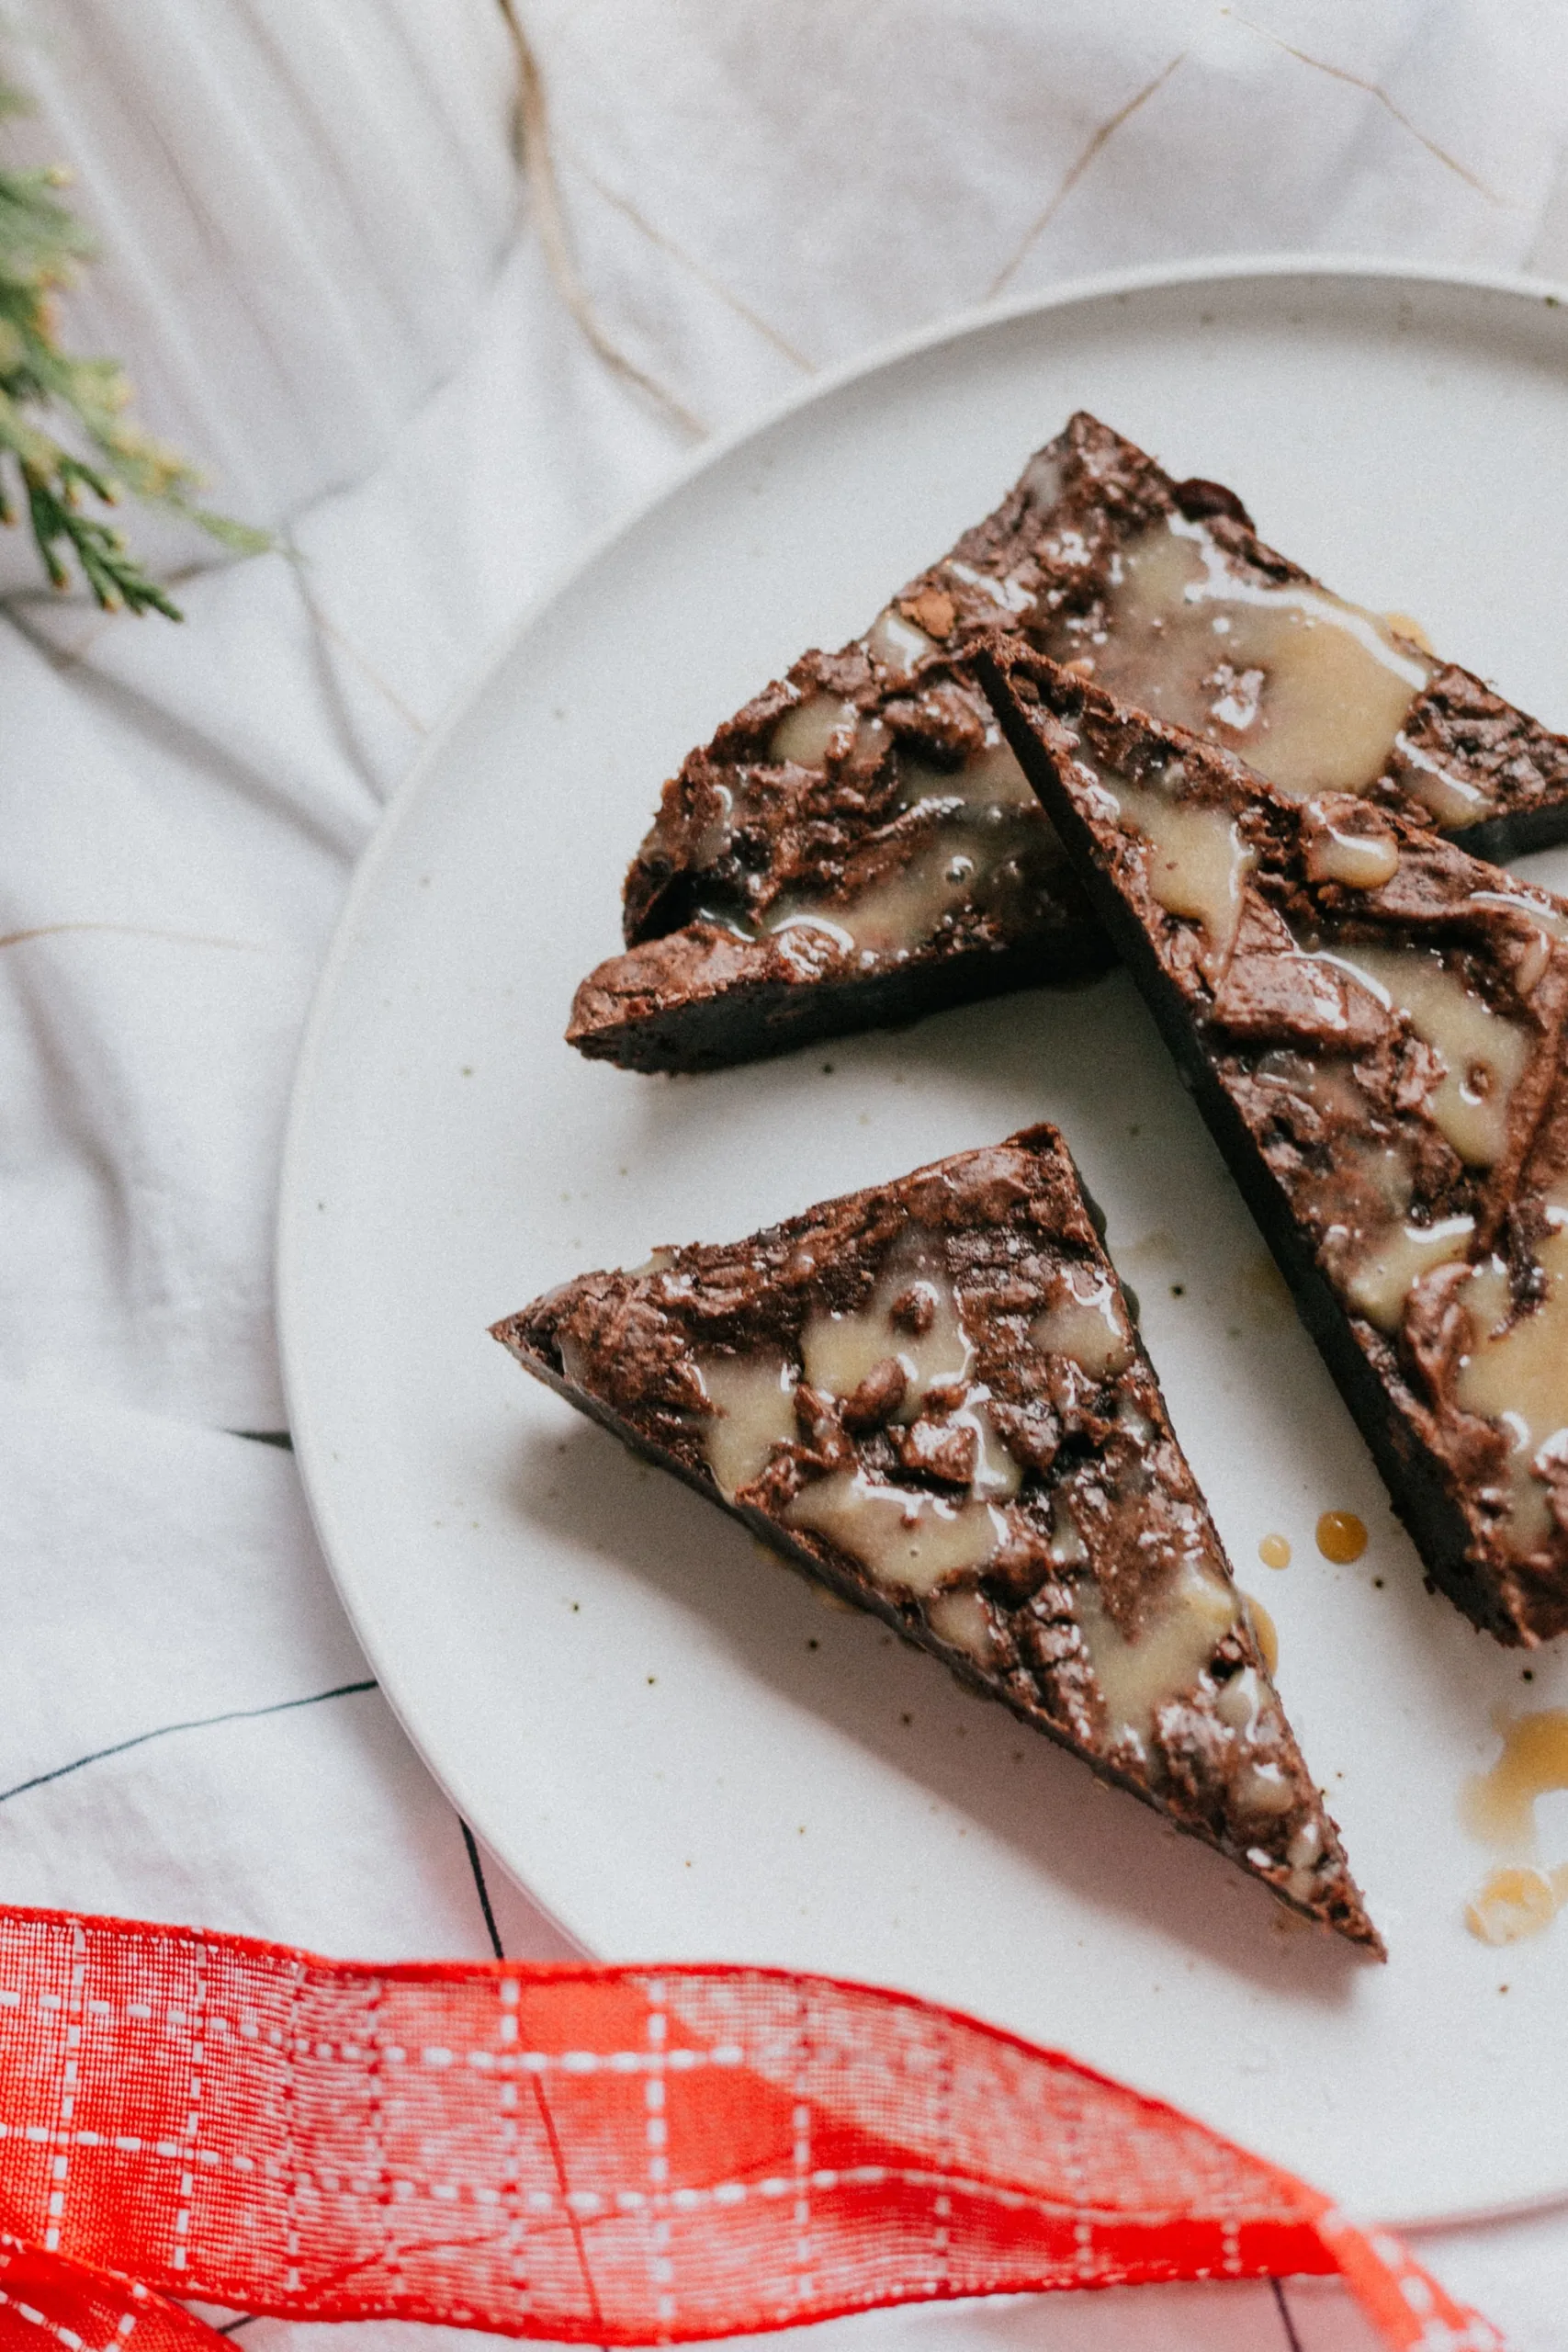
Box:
[1242,1592,1280,1675]
[1383,610,1434,653]
[1258,1533,1292,1570]
[1461,1709,1568,1850]
[1461,1714,1568,1947]
[1315,1510,1367,1564]
[1465,1864,1568,1947]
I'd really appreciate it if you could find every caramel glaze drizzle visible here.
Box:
[1463,1710,1568,1946]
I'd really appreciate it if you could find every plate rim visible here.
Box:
[277,253,1568,2226]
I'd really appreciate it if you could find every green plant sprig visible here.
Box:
[0,78,267,619]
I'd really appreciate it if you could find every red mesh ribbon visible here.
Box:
[0,1906,1498,2350]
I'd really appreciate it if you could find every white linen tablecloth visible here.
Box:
[5,4,1568,2345]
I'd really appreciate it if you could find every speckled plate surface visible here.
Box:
[280,259,1568,2227]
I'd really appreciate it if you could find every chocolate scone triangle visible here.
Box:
[570,412,1568,1071]
[977,641,1568,1648]
[493,1126,1380,1950]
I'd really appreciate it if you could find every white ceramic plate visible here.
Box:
[280,259,1568,2228]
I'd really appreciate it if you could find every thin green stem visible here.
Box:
[0,72,267,616]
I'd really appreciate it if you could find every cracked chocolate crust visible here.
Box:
[568,654,1108,1072]
[979,642,1568,1647]
[493,1125,1380,1951]
[569,412,1568,1072]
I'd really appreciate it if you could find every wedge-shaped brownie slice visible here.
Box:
[569,649,1107,1071]
[493,1126,1380,1949]
[978,643,1568,1648]
[569,411,1568,1071]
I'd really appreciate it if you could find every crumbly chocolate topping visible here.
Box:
[569,413,1568,1071]
[569,653,1104,1072]
[981,643,1568,1647]
[493,1125,1380,1950]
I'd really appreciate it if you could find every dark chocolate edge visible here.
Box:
[975,641,1531,1648]
[1449,794,1568,865]
[569,922,1113,1073]
[491,1173,1383,1955]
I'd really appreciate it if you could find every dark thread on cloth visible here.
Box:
[460,1820,506,1959]
[0,1679,378,1804]
[1271,2277,1305,2352]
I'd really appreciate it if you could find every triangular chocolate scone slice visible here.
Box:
[978,641,1568,1648]
[570,412,1568,1071]
[493,1126,1380,1950]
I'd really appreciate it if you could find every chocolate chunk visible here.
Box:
[889,1282,937,1335]
[985,1521,1055,1603]
[1209,950,1393,1049]
[792,1383,853,1470]
[987,1401,1062,1477]
[1172,474,1255,528]
[840,1356,908,1430]
[895,1417,979,1485]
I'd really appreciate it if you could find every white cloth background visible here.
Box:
[3,3,1568,2346]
